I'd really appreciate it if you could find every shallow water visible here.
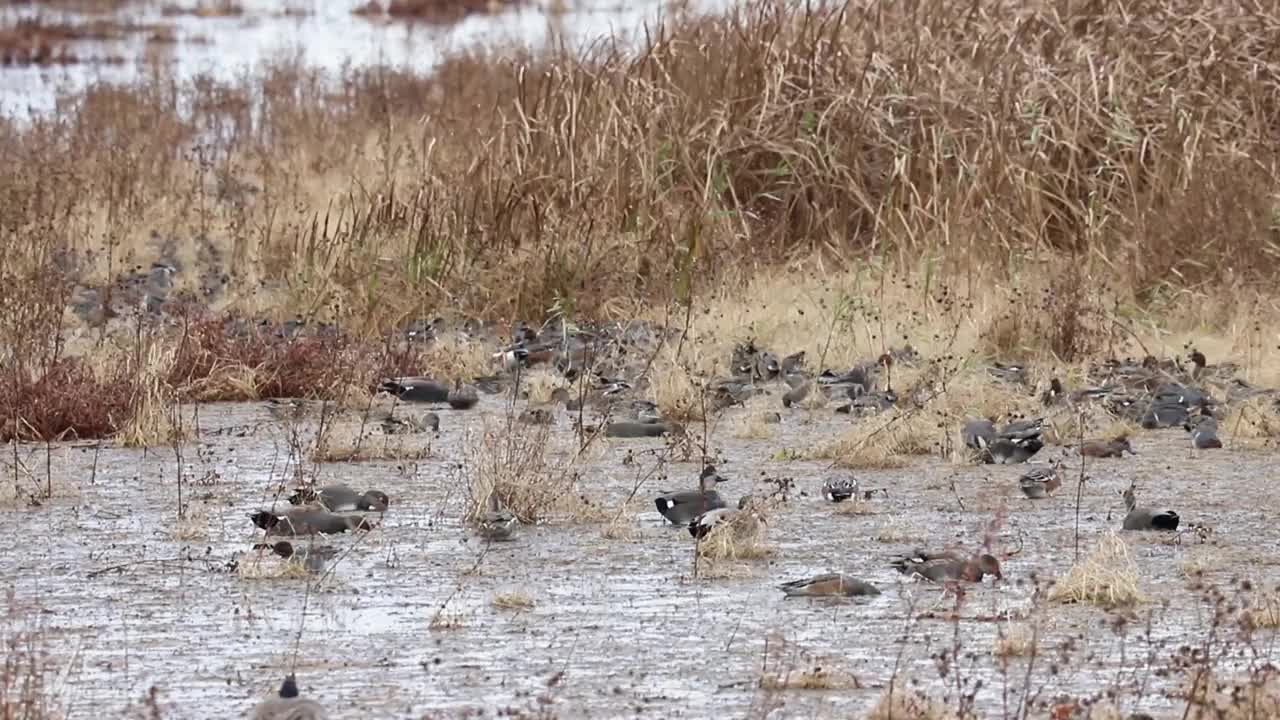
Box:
[0,0,722,116]
[4,392,1278,718]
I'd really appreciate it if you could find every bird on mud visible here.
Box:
[287,484,390,512]
[1080,436,1136,458]
[250,507,377,536]
[822,476,859,503]
[1120,484,1179,531]
[779,573,880,598]
[891,549,1004,583]
[1018,461,1064,499]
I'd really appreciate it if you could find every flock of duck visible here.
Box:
[248,321,1267,717]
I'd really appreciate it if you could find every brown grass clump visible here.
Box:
[650,354,711,423]
[730,412,774,440]
[810,412,942,469]
[1049,532,1145,607]
[116,343,187,448]
[758,666,859,691]
[992,623,1036,658]
[167,507,210,542]
[235,553,310,580]
[0,600,61,720]
[1242,593,1280,630]
[695,506,772,562]
[314,425,435,462]
[1182,670,1280,720]
[463,420,601,525]
[411,333,496,385]
[520,368,564,405]
[0,358,135,442]
[491,591,535,611]
[169,317,370,402]
[865,682,957,720]
[1222,397,1280,449]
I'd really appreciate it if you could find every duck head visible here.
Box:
[359,490,391,512]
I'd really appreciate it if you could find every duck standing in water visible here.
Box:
[655,465,727,525]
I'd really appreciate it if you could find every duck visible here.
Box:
[1140,398,1190,429]
[380,376,450,403]
[781,376,811,408]
[1041,378,1065,406]
[755,351,781,381]
[605,420,681,438]
[253,674,328,720]
[985,435,1044,464]
[655,465,727,525]
[822,476,858,503]
[475,494,518,541]
[287,484,390,512]
[779,573,881,598]
[1018,461,1064,499]
[1185,414,1222,449]
[891,550,1003,582]
[1080,436,1136,458]
[987,362,1029,386]
[1121,484,1179,531]
[253,541,338,573]
[687,495,757,539]
[961,418,997,450]
[250,507,377,536]
[447,381,480,410]
[780,351,807,375]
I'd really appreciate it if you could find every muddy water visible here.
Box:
[0,0,724,117]
[3,396,1277,718]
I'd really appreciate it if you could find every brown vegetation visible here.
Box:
[4,0,1280,441]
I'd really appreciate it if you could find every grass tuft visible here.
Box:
[1049,532,1145,607]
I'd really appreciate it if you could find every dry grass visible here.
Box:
[1243,593,1280,630]
[167,507,210,542]
[6,0,1280,442]
[650,351,711,423]
[810,411,942,469]
[412,333,496,385]
[1182,670,1280,720]
[758,666,859,691]
[1223,397,1280,449]
[865,682,957,720]
[521,369,565,405]
[462,420,602,525]
[314,424,435,462]
[491,591,535,611]
[1,601,62,720]
[115,342,188,448]
[235,552,311,580]
[992,623,1036,658]
[695,509,771,562]
[730,410,775,440]
[1050,532,1146,607]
